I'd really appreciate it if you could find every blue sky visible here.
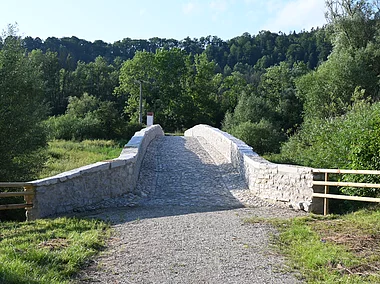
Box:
[1,0,326,43]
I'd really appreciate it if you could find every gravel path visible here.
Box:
[75,136,305,283]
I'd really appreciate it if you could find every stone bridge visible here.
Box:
[27,124,316,220]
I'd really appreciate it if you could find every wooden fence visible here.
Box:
[0,183,35,211]
[312,169,380,215]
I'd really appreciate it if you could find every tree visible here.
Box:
[29,49,62,115]
[223,62,306,154]
[115,51,156,124]
[116,49,222,131]
[185,53,221,126]
[275,1,380,198]
[0,26,48,181]
[296,1,380,120]
[73,56,119,102]
[325,0,380,51]
[258,61,307,134]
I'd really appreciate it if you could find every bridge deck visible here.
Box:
[136,136,247,208]
[76,136,304,283]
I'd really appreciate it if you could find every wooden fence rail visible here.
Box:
[0,182,35,211]
[312,169,380,215]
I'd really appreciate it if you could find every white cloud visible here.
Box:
[210,0,228,13]
[262,0,326,33]
[183,2,201,15]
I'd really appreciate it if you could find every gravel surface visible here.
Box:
[75,136,305,283]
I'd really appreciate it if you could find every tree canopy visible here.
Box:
[0,26,48,181]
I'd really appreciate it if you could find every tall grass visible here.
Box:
[0,217,110,284]
[39,139,122,179]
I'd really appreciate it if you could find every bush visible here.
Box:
[230,120,286,155]
[278,101,380,197]
[45,114,103,141]
[342,109,380,197]
[45,93,136,141]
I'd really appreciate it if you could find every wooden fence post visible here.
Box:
[324,172,329,215]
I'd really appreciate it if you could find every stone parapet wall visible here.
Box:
[185,124,314,211]
[27,125,164,220]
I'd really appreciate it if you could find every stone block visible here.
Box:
[110,159,127,168]
[80,162,110,174]
[31,177,59,186]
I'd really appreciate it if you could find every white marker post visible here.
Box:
[147,112,154,126]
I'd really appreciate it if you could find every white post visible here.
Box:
[147,112,154,126]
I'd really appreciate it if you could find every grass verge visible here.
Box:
[39,140,122,179]
[0,217,110,284]
[244,208,380,283]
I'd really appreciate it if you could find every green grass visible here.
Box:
[244,208,380,283]
[39,140,123,179]
[0,217,110,284]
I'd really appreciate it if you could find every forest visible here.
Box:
[1,0,379,198]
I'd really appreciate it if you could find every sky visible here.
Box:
[0,0,327,43]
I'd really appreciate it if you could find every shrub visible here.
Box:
[230,120,286,155]
[278,101,380,197]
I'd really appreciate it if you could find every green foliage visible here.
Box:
[279,101,380,197]
[45,93,130,141]
[325,0,380,52]
[45,112,102,141]
[296,50,377,120]
[0,217,110,284]
[273,1,380,198]
[218,71,252,114]
[0,26,48,181]
[73,56,119,102]
[66,92,99,117]
[223,62,305,154]
[228,120,286,155]
[22,29,332,74]
[28,49,62,115]
[258,61,307,134]
[342,104,380,197]
[117,49,221,131]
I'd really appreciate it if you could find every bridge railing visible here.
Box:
[312,169,380,215]
[0,183,35,211]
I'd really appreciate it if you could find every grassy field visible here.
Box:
[39,139,123,179]
[0,217,110,284]
[244,207,380,283]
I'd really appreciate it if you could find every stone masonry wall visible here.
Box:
[27,125,164,220]
[185,124,314,211]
